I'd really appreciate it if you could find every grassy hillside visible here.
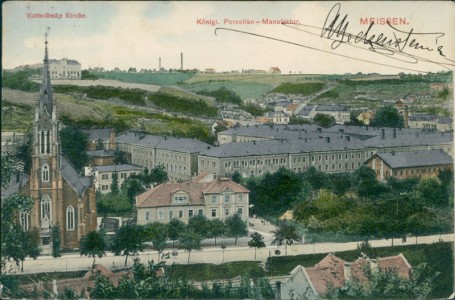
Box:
[270,82,325,95]
[94,71,195,86]
[2,88,215,143]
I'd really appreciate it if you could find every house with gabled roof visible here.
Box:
[136,175,249,225]
[273,253,413,299]
[364,149,453,181]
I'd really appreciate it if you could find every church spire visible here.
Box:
[40,27,53,115]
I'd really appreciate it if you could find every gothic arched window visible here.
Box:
[41,194,52,223]
[46,130,50,154]
[40,130,45,153]
[42,164,49,182]
[66,205,75,231]
[20,211,30,231]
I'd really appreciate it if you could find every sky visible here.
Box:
[3,1,455,74]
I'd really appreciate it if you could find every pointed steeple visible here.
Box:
[40,27,53,115]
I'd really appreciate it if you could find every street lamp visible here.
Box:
[221,241,226,263]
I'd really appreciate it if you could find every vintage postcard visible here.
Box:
[2,1,454,299]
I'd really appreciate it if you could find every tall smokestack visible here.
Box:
[181,52,183,70]
[159,57,161,71]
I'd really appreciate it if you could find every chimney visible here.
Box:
[164,136,167,140]
[326,137,331,143]
[381,128,385,139]
[339,129,344,134]
[181,52,183,70]
[392,150,395,155]
[346,136,350,142]
[366,125,369,130]
[317,127,322,133]
[253,140,256,145]
[393,128,397,139]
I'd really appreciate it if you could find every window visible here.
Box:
[20,211,30,230]
[237,207,243,216]
[101,185,109,191]
[41,194,51,223]
[198,209,203,215]
[211,195,217,204]
[168,210,174,219]
[174,195,188,204]
[188,210,194,218]
[158,211,164,220]
[120,172,127,179]
[224,208,229,216]
[66,205,75,231]
[238,194,243,201]
[211,209,217,217]
[224,194,230,203]
[145,211,151,221]
[42,164,49,182]
[179,210,184,218]
[101,174,109,180]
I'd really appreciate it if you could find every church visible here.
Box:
[18,34,97,249]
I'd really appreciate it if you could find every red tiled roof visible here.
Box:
[305,254,346,295]
[377,254,412,280]
[137,178,248,208]
[203,178,249,194]
[305,253,412,296]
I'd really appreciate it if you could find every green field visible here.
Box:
[181,81,273,100]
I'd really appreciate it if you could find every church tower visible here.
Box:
[29,30,63,245]
[25,31,97,249]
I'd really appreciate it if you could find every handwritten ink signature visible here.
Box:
[214,3,454,72]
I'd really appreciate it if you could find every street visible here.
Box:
[6,233,454,275]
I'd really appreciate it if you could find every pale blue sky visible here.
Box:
[3,1,454,74]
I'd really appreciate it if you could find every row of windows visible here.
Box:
[22,196,75,231]
[144,207,244,221]
[211,194,244,204]
[100,171,137,180]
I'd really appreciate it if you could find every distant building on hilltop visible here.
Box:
[49,58,81,79]
[268,67,281,74]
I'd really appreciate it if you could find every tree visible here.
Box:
[187,214,210,239]
[231,171,242,184]
[208,219,226,246]
[144,222,168,261]
[167,218,186,247]
[416,177,446,207]
[60,126,89,171]
[178,229,202,263]
[149,165,168,185]
[80,230,107,269]
[52,226,62,258]
[352,165,389,198]
[110,171,119,195]
[122,177,146,205]
[1,155,36,272]
[271,221,301,255]
[370,106,404,128]
[225,214,248,245]
[96,191,132,215]
[114,150,129,164]
[248,232,266,260]
[112,224,144,266]
[313,113,336,128]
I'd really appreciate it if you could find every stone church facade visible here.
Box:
[20,35,97,249]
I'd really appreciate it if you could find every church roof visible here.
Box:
[61,156,92,196]
[1,173,29,198]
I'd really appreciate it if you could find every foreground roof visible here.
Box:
[373,150,453,169]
